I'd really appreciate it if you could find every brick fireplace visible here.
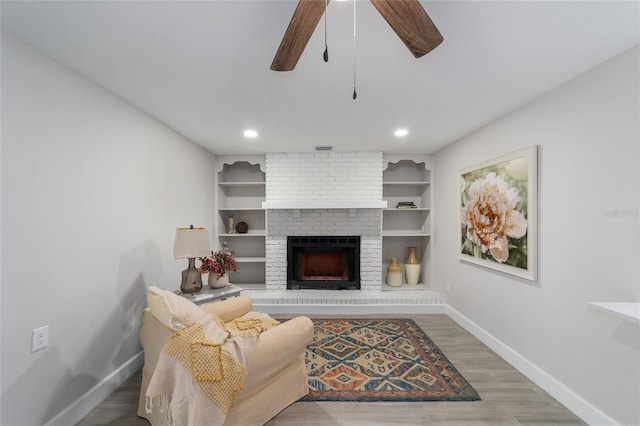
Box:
[267,208,381,291]
[287,236,361,290]
[264,152,384,292]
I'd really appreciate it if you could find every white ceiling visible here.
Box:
[2,1,639,155]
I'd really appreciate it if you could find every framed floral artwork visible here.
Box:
[459,146,538,280]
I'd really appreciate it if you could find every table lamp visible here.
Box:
[174,225,211,293]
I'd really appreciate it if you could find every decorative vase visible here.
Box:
[405,247,421,285]
[227,215,235,234]
[208,272,229,289]
[386,258,403,287]
[181,258,203,293]
[235,221,248,234]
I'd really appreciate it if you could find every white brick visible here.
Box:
[264,152,388,292]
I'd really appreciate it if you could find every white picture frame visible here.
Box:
[459,146,538,281]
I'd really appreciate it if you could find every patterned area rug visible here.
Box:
[301,318,480,402]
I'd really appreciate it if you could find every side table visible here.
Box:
[175,283,242,305]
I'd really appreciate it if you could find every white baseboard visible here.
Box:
[256,303,447,316]
[45,351,144,426]
[444,305,619,426]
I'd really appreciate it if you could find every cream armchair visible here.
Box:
[137,288,314,426]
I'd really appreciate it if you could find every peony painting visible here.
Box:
[459,146,538,280]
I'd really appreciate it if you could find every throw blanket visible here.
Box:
[146,312,279,426]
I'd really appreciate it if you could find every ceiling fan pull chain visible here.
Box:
[352,0,357,100]
[323,0,329,62]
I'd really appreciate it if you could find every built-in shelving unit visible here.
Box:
[382,156,432,289]
[215,156,266,289]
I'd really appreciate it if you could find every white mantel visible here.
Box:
[262,200,387,209]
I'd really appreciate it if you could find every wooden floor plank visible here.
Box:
[77,314,584,426]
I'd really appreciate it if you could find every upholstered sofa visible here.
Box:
[137,288,314,426]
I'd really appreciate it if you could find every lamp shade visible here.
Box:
[173,227,211,259]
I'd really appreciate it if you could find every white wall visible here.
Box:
[433,46,639,425]
[1,33,216,425]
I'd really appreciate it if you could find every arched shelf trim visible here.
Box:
[383,159,427,172]
[214,156,266,175]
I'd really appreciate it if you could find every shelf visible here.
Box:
[217,159,267,286]
[383,181,430,186]
[219,207,265,211]
[383,232,431,237]
[383,208,431,211]
[219,232,266,237]
[383,283,428,290]
[218,181,265,187]
[236,257,266,263]
[382,157,432,292]
[588,302,640,325]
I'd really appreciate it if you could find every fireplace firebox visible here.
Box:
[287,236,360,290]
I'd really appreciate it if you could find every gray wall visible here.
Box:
[1,33,216,425]
[433,46,639,425]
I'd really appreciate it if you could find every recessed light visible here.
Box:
[394,129,409,137]
[243,129,258,138]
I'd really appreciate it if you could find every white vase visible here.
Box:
[405,264,421,286]
[208,272,229,289]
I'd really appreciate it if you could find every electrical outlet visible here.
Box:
[31,325,49,352]
[445,281,451,292]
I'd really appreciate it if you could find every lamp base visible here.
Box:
[180,257,203,294]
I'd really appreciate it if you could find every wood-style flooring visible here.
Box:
[77,314,585,425]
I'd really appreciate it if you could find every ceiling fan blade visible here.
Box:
[271,0,328,72]
[370,0,443,58]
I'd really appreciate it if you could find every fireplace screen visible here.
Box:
[287,236,360,290]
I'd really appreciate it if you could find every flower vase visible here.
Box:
[405,247,421,285]
[208,272,229,289]
[386,258,403,287]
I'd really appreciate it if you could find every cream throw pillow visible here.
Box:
[147,286,205,331]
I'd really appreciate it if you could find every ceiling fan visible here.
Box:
[271,0,443,72]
